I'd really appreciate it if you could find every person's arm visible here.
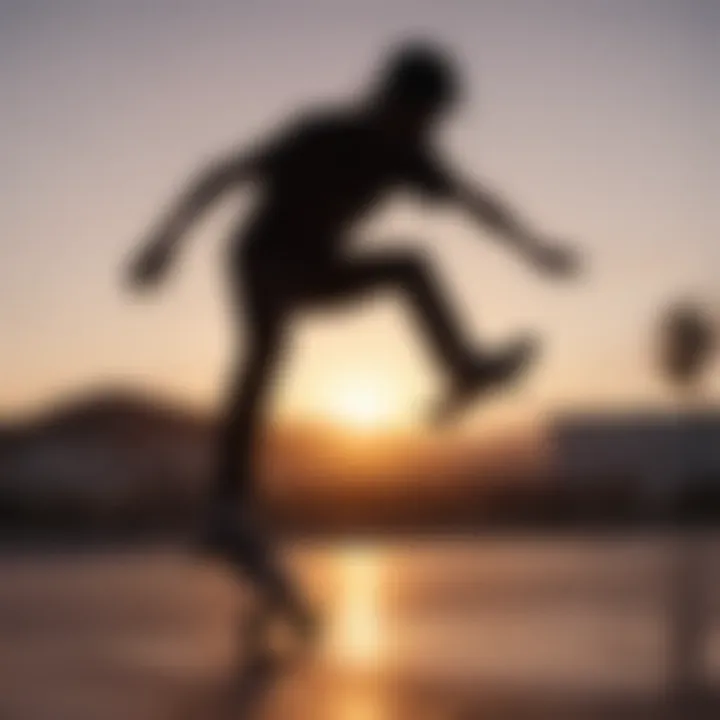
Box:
[126,149,267,290]
[408,147,579,277]
[452,177,579,277]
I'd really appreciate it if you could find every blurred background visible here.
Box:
[1,1,719,718]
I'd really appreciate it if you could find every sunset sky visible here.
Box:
[1,0,718,428]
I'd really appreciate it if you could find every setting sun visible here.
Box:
[329,383,397,430]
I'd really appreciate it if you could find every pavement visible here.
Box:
[1,535,720,719]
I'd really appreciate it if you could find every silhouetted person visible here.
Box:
[127,42,579,649]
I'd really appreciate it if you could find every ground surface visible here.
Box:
[2,534,720,719]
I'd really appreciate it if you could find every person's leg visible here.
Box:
[209,266,315,639]
[314,252,474,378]
[212,314,282,510]
[310,250,537,422]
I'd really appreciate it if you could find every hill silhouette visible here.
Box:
[0,386,549,537]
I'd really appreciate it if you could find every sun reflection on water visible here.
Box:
[329,546,385,669]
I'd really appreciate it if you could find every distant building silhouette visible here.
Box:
[552,410,720,508]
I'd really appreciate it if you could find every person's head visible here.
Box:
[371,41,463,139]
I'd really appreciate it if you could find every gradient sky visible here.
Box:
[1,0,718,427]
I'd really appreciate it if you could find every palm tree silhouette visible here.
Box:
[659,300,715,395]
[658,299,717,707]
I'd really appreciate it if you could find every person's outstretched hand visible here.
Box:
[529,239,582,279]
[126,236,175,292]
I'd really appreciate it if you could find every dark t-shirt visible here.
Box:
[244,109,454,259]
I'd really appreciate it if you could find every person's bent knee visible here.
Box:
[379,253,425,282]
[392,256,431,290]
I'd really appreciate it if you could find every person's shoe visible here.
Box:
[200,505,321,657]
[431,335,540,426]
